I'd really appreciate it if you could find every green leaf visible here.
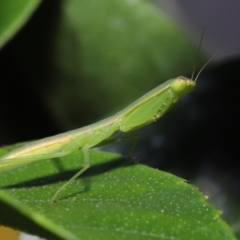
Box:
[0,0,41,49]
[0,149,235,239]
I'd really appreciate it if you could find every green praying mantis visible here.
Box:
[0,32,236,204]
[0,76,196,204]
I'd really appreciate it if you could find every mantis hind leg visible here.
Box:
[51,135,138,204]
[51,145,90,205]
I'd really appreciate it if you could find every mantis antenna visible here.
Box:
[192,30,240,82]
[191,26,206,81]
